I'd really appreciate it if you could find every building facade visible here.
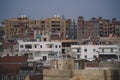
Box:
[77,16,99,40]
[46,15,67,40]
[0,56,28,80]
[2,16,34,40]
[77,16,120,40]
[71,45,119,61]
[2,15,76,41]
[19,41,62,63]
[99,19,114,37]
[66,19,77,40]
[112,18,120,37]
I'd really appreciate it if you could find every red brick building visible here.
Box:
[0,56,28,80]
[0,56,27,73]
[77,16,99,40]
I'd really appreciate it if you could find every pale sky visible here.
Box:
[0,0,120,21]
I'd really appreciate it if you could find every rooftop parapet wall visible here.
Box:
[43,69,120,80]
[43,69,72,80]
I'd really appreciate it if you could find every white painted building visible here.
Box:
[18,41,62,63]
[71,45,119,61]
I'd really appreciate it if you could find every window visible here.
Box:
[28,53,33,59]
[19,76,23,80]
[7,54,9,56]
[8,75,12,79]
[34,45,37,48]
[43,56,47,61]
[84,55,87,58]
[102,49,104,53]
[15,54,18,56]
[82,31,84,34]
[44,38,46,41]
[13,77,17,80]
[47,44,53,48]
[84,49,87,52]
[77,49,80,53]
[25,44,32,49]
[20,45,23,48]
[50,45,52,48]
[55,45,57,48]
[59,45,61,48]
[77,55,80,59]
[93,49,96,52]
[93,55,97,59]
[40,45,42,48]
[111,48,113,53]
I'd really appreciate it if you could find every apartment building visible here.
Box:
[99,19,114,37]
[19,41,62,63]
[66,19,77,40]
[71,45,119,61]
[2,16,34,40]
[2,15,75,41]
[46,15,67,40]
[112,18,120,37]
[0,56,28,80]
[77,16,99,40]
[77,17,120,41]
[98,18,120,37]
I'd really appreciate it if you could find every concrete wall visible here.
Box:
[43,69,120,80]
[72,70,104,80]
[104,69,120,80]
[50,59,74,70]
[57,59,74,70]
[43,69,72,80]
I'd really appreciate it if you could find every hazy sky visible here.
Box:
[0,0,120,21]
